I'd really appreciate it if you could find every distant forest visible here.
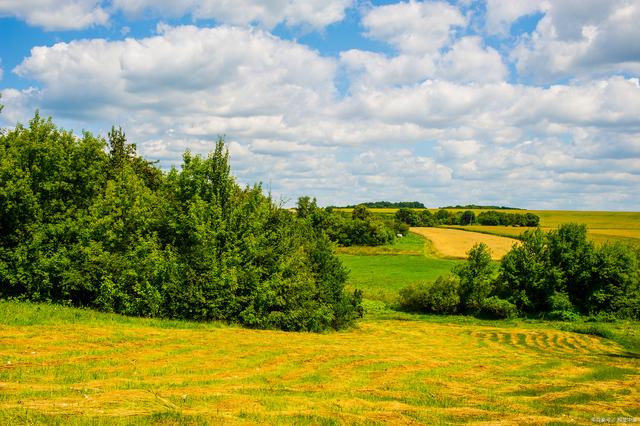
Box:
[332,201,425,209]
[440,205,522,210]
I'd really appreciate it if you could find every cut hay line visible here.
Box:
[2,304,640,424]
[410,227,519,260]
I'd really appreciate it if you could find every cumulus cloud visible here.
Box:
[0,0,352,31]
[485,0,548,36]
[113,0,354,29]
[362,1,466,54]
[340,36,506,89]
[437,36,507,83]
[512,0,640,81]
[0,0,108,30]
[3,1,640,210]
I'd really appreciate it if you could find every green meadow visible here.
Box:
[2,228,640,424]
[338,233,460,302]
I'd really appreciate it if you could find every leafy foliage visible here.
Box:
[394,208,539,227]
[398,275,460,314]
[398,223,639,321]
[0,113,361,331]
[297,200,395,247]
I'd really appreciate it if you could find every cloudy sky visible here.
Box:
[1,0,639,210]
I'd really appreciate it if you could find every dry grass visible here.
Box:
[1,301,639,425]
[410,227,519,260]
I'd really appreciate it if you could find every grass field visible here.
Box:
[1,301,639,425]
[3,213,639,424]
[338,233,460,302]
[409,227,519,260]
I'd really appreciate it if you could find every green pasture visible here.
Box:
[338,233,460,302]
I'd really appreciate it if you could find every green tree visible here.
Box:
[395,207,418,226]
[454,243,496,312]
[460,210,476,225]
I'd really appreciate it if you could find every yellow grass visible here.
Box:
[410,227,519,260]
[1,302,639,425]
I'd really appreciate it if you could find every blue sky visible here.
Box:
[1,0,639,210]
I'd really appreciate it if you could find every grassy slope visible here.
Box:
[1,301,639,425]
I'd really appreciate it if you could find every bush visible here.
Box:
[478,296,517,319]
[0,114,361,332]
[547,292,579,321]
[453,243,496,312]
[398,276,460,314]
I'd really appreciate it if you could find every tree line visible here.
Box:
[400,224,640,321]
[331,201,425,209]
[0,113,362,331]
[395,208,540,227]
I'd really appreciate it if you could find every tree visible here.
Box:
[498,228,553,312]
[460,210,476,225]
[395,208,419,226]
[453,243,496,312]
[0,114,362,331]
[352,204,371,221]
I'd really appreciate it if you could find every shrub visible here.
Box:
[547,292,579,321]
[478,296,517,319]
[398,276,460,315]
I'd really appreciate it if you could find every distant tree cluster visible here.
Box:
[400,224,640,321]
[297,199,396,246]
[440,204,522,210]
[331,201,425,209]
[0,113,362,331]
[394,208,539,227]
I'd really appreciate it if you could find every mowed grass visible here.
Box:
[338,233,460,302]
[410,227,518,260]
[1,301,640,425]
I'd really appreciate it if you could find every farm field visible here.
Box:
[1,301,639,425]
[409,227,519,260]
[342,207,640,246]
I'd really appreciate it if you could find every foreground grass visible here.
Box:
[1,301,639,425]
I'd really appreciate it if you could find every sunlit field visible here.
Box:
[409,227,518,260]
[1,301,639,425]
[338,208,640,246]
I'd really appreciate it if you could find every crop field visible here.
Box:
[1,301,639,425]
[344,207,640,246]
[409,227,519,260]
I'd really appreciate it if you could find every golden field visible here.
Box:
[410,227,519,260]
[1,301,639,425]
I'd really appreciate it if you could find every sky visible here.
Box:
[1,0,639,210]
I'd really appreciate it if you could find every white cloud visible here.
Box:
[340,36,507,89]
[362,1,466,54]
[512,0,640,81]
[111,0,353,30]
[4,10,640,210]
[437,36,507,83]
[340,49,436,88]
[0,0,108,30]
[0,0,352,31]
[485,0,548,36]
